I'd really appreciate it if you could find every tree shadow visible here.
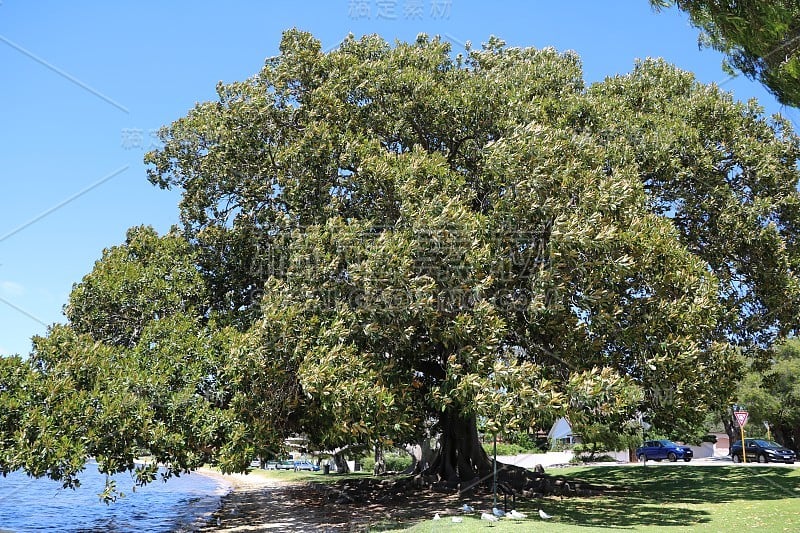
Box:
[573,465,799,505]
[200,466,798,531]
[534,465,799,529]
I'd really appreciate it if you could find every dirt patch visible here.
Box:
[196,473,605,531]
[198,477,460,531]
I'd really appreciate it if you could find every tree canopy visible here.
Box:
[736,339,800,449]
[2,30,800,494]
[652,0,800,107]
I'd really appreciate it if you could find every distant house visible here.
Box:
[712,432,731,454]
[548,417,580,447]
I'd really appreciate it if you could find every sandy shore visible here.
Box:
[190,469,459,532]
[193,469,362,532]
[195,467,283,492]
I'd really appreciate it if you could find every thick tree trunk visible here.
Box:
[422,409,494,489]
[402,408,600,497]
[404,435,437,475]
[773,423,798,450]
[722,414,737,453]
[333,451,350,473]
[373,444,386,475]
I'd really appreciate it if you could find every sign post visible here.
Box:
[735,411,749,463]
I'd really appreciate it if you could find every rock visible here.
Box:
[431,481,450,492]
[335,493,353,504]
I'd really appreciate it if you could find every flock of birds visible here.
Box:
[431,503,552,524]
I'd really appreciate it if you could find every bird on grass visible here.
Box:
[461,503,474,513]
[539,509,553,520]
[433,513,441,520]
[492,507,506,517]
[509,509,527,519]
[481,512,499,522]
[452,517,463,523]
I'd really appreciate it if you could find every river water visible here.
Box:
[0,463,228,532]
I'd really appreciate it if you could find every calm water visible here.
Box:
[0,463,228,532]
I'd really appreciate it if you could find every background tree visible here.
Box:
[737,339,800,449]
[571,421,642,462]
[651,1,800,107]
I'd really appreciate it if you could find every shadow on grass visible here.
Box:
[536,465,800,529]
[570,465,799,504]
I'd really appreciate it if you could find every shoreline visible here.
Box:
[193,467,312,531]
[189,468,387,531]
[194,466,286,492]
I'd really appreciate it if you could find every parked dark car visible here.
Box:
[636,440,693,462]
[730,439,796,464]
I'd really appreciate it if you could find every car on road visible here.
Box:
[275,460,298,470]
[636,440,694,462]
[730,439,796,464]
[293,461,320,471]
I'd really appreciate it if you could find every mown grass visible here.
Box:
[377,465,800,532]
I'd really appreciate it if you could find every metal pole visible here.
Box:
[493,433,497,509]
[740,424,747,463]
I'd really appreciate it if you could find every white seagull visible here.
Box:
[509,509,527,519]
[433,513,441,520]
[539,509,553,520]
[461,503,475,513]
[481,512,499,522]
[452,516,463,523]
[492,507,506,517]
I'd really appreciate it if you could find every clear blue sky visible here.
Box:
[1,1,797,357]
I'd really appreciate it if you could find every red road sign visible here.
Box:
[735,411,749,427]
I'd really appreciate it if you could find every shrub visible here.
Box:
[482,441,535,456]
[361,449,413,473]
[571,453,617,464]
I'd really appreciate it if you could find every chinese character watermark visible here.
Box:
[121,128,161,151]
[348,0,452,20]
[348,0,371,19]
[430,0,452,19]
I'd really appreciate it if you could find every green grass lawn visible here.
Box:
[382,465,800,532]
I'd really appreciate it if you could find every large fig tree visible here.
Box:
[144,31,800,485]
[3,30,799,491]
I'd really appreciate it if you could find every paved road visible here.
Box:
[498,453,799,469]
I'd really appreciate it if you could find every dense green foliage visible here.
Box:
[652,1,800,107]
[65,226,208,347]
[361,449,413,473]
[736,338,800,448]
[2,30,799,494]
[571,423,642,458]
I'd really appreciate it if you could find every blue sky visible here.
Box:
[1,1,797,357]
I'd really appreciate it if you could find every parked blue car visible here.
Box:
[636,440,693,462]
[293,461,320,471]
